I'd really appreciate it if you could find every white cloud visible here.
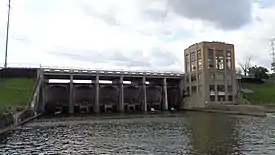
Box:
[0,0,275,72]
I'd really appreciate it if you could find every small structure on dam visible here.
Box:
[183,41,237,108]
[28,41,237,114]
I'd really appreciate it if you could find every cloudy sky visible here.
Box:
[0,0,275,72]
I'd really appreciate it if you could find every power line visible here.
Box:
[4,0,11,68]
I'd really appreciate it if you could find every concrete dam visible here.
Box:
[32,68,185,114]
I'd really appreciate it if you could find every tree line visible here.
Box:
[237,56,273,79]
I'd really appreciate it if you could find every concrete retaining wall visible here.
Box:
[263,105,275,113]
[183,104,267,116]
[0,109,37,134]
[0,114,14,129]
[17,109,36,125]
[205,104,267,116]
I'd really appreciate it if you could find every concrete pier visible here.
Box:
[163,78,168,111]
[118,76,124,112]
[94,75,100,113]
[69,74,74,114]
[178,79,184,110]
[41,82,46,114]
[142,77,147,112]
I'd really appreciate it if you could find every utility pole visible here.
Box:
[270,38,275,72]
[4,0,11,68]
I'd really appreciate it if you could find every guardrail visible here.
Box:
[0,63,184,77]
[42,67,184,77]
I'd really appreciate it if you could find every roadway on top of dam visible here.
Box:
[41,67,184,79]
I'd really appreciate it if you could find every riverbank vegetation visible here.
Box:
[241,80,275,105]
[0,78,35,114]
[238,56,275,105]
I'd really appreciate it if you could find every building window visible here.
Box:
[226,50,231,57]
[191,52,196,61]
[208,49,214,69]
[198,50,202,70]
[191,62,197,71]
[218,59,224,69]
[226,59,231,70]
[209,85,215,95]
[226,50,232,70]
[198,73,202,81]
[191,86,197,94]
[218,95,226,101]
[191,52,197,71]
[186,54,190,62]
[227,85,233,92]
[228,95,233,101]
[186,87,190,94]
[217,85,225,95]
[210,95,215,101]
[215,50,224,70]
[186,54,190,73]
[191,74,197,82]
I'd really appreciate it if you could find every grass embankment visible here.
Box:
[241,80,275,105]
[0,78,35,114]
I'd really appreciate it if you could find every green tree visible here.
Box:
[248,65,269,79]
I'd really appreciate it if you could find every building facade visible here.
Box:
[184,41,237,108]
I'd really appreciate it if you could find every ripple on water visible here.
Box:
[0,113,275,154]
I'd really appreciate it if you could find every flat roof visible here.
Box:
[185,41,234,50]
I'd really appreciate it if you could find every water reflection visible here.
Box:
[187,113,243,155]
[0,112,274,154]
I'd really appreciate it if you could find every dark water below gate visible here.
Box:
[0,112,275,155]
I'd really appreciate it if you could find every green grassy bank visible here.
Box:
[241,80,275,105]
[0,78,35,114]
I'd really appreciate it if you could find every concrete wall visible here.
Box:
[100,85,119,105]
[124,86,141,104]
[146,86,162,105]
[0,109,36,134]
[205,104,266,116]
[43,84,166,112]
[167,87,180,109]
[74,85,95,105]
[16,109,35,124]
[0,114,14,130]
[45,85,69,113]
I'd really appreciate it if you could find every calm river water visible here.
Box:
[0,112,275,155]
